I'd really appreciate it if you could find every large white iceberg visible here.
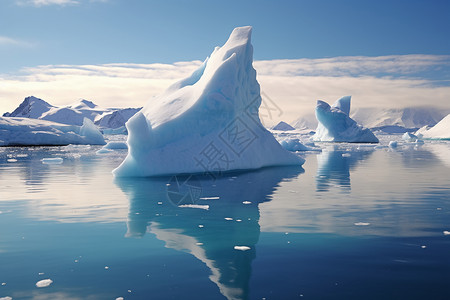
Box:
[113,26,303,177]
[312,96,379,143]
[416,114,450,140]
[0,117,105,146]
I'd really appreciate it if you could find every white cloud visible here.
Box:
[1,55,449,125]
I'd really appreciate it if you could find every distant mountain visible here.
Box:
[4,96,141,130]
[291,113,317,130]
[271,121,295,131]
[351,107,450,129]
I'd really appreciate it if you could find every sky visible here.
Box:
[1,0,450,124]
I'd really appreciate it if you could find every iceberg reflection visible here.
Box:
[115,166,303,300]
[316,147,374,192]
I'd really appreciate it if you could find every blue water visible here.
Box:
[0,141,449,299]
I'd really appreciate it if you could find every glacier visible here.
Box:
[0,117,105,146]
[113,26,303,177]
[416,114,450,140]
[312,96,379,143]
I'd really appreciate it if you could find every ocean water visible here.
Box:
[0,140,449,300]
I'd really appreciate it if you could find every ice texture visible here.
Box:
[279,138,311,151]
[113,26,303,177]
[415,114,450,140]
[312,96,379,143]
[0,116,105,146]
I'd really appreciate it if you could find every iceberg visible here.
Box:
[0,117,105,146]
[415,114,450,140]
[113,26,303,177]
[312,96,379,143]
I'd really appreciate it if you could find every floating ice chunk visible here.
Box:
[198,225,204,228]
[80,118,105,145]
[444,231,450,235]
[199,197,220,200]
[354,222,370,226]
[36,279,53,288]
[41,157,63,164]
[113,26,304,177]
[234,246,251,251]
[116,297,124,300]
[0,297,12,300]
[242,201,252,204]
[312,97,379,143]
[402,132,418,141]
[7,159,17,163]
[103,141,128,150]
[105,266,109,270]
[341,153,351,157]
[178,204,209,210]
[96,148,113,155]
[280,138,311,151]
[388,141,398,148]
[224,217,233,221]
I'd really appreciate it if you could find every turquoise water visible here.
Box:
[0,141,449,299]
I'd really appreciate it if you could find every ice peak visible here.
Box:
[71,99,97,109]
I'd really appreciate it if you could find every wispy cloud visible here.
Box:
[0,35,34,47]
[16,0,80,6]
[1,55,449,125]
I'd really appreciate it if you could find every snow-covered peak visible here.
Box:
[4,96,53,119]
[272,121,295,131]
[70,99,98,110]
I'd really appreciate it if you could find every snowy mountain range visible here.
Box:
[3,96,141,130]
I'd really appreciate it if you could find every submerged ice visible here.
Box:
[312,96,379,143]
[113,26,303,177]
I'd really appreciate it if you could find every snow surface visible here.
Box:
[312,96,379,143]
[4,97,140,130]
[0,117,105,146]
[415,114,450,140]
[113,26,303,177]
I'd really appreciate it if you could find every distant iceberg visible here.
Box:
[0,117,105,146]
[113,26,303,177]
[416,114,450,140]
[272,121,295,131]
[312,96,379,143]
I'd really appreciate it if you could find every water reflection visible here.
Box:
[316,147,374,192]
[115,166,303,300]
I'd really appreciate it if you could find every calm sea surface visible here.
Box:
[0,139,449,299]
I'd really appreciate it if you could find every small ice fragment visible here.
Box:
[224,217,233,221]
[287,241,291,244]
[38,272,44,275]
[16,154,28,158]
[157,202,162,205]
[178,204,209,210]
[234,246,251,251]
[36,279,53,288]
[74,260,78,263]
[437,207,442,210]
[116,298,124,300]
[166,183,170,186]
[243,201,251,204]
[341,153,351,157]
[105,266,109,270]
[198,225,204,228]
[0,297,12,300]
[421,245,426,249]
[1,282,6,286]
[7,159,17,162]
[196,242,203,246]
[285,232,289,235]
[199,197,220,200]
[41,157,63,164]
[236,219,242,222]
[96,148,113,155]
[128,290,132,293]
[388,141,398,148]
[443,231,450,235]
[354,222,370,226]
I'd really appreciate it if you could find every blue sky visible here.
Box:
[1,0,450,122]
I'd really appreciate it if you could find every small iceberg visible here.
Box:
[36,279,53,288]
[312,96,379,143]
